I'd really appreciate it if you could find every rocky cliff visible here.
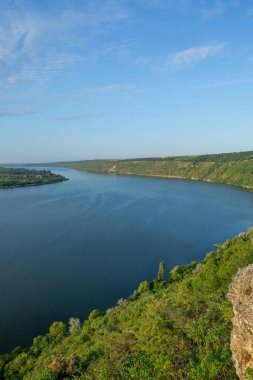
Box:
[228,264,253,380]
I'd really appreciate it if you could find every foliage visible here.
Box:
[170,261,199,282]
[69,318,81,335]
[2,228,253,379]
[246,368,253,379]
[48,321,67,341]
[157,261,165,281]
[0,167,66,189]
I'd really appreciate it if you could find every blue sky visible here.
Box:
[0,0,253,163]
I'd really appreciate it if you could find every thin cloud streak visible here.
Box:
[80,84,146,96]
[0,108,36,118]
[194,78,252,89]
[53,113,106,124]
[168,43,225,69]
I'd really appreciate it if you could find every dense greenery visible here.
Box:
[0,168,67,189]
[60,150,253,189]
[2,229,253,379]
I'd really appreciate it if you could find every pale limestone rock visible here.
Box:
[228,264,253,380]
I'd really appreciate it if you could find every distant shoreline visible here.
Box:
[0,167,67,189]
[52,150,253,191]
[95,171,253,191]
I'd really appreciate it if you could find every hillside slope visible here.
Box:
[1,229,253,379]
[61,150,253,189]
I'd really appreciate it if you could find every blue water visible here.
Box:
[0,167,253,353]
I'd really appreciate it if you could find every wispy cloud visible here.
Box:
[5,54,82,87]
[0,1,130,89]
[140,0,238,16]
[168,43,225,69]
[81,84,146,96]
[0,107,36,118]
[59,4,129,28]
[53,113,106,124]
[96,39,136,60]
[195,78,252,89]
[133,57,150,67]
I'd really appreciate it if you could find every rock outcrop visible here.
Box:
[228,264,253,380]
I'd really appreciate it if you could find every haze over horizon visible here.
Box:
[1,0,253,163]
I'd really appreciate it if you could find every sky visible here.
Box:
[0,0,253,163]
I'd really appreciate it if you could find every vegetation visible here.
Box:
[0,168,67,189]
[2,228,253,379]
[59,150,253,189]
[157,261,165,281]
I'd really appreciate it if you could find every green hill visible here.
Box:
[61,150,253,189]
[2,229,253,379]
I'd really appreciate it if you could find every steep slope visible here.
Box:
[1,229,253,379]
[61,150,253,189]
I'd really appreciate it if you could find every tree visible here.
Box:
[48,322,67,341]
[138,280,150,293]
[157,261,165,281]
[69,318,81,335]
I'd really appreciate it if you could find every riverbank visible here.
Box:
[57,150,253,191]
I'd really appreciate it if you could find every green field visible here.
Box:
[0,168,67,189]
[60,150,253,190]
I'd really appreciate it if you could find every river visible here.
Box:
[0,167,253,352]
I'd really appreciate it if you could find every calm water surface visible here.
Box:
[0,167,253,352]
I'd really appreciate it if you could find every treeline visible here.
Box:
[0,168,67,189]
[1,229,253,379]
[116,150,253,163]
